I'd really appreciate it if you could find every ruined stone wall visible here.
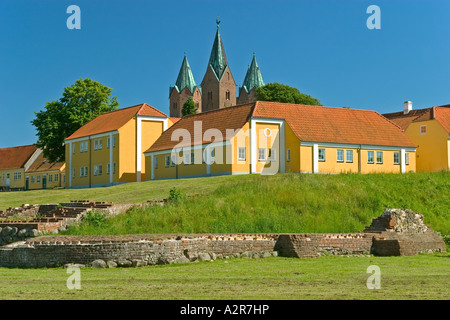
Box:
[275,233,373,258]
[0,234,279,268]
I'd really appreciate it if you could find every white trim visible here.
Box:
[109,132,113,184]
[136,117,142,182]
[400,148,406,174]
[24,148,43,172]
[69,141,72,188]
[64,130,119,143]
[144,140,232,157]
[300,141,416,152]
[313,144,319,174]
[250,119,257,174]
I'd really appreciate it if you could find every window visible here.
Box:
[98,165,102,175]
[154,157,158,169]
[184,153,190,165]
[31,176,35,183]
[394,152,400,165]
[258,148,266,161]
[113,163,116,174]
[226,90,230,100]
[171,154,176,167]
[405,153,409,165]
[14,172,21,180]
[367,151,374,164]
[72,143,76,154]
[84,141,88,152]
[376,151,383,164]
[238,147,246,161]
[72,168,75,178]
[165,155,170,167]
[207,92,213,101]
[346,150,353,163]
[318,148,326,162]
[80,142,84,152]
[80,167,84,177]
[107,137,110,148]
[94,165,98,176]
[94,140,98,150]
[54,174,58,182]
[420,125,427,134]
[268,148,276,161]
[113,136,116,147]
[37,175,41,183]
[107,163,110,174]
[191,152,195,165]
[85,166,88,177]
[286,149,291,162]
[98,139,102,150]
[337,149,344,162]
[48,174,52,182]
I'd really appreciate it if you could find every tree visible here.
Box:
[181,97,198,117]
[31,78,119,162]
[255,82,321,106]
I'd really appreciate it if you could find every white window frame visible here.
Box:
[268,148,276,161]
[165,155,170,167]
[346,150,353,163]
[94,140,98,150]
[258,148,266,161]
[393,152,400,165]
[420,125,427,135]
[318,148,326,162]
[367,151,374,164]
[376,151,383,164]
[405,153,409,165]
[337,149,344,163]
[238,147,246,161]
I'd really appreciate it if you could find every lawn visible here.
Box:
[0,254,448,300]
[57,171,450,236]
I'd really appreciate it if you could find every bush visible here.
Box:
[168,188,183,202]
[83,210,107,227]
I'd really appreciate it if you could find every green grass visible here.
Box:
[56,172,450,236]
[0,254,448,300]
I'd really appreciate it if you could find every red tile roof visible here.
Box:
[433,107,450,134]
[147,103,254,152]
[0,145,38,170]
[383,105,450,134]
[25,151,65,173]
[146,101,415,153]
[65,103,167,141]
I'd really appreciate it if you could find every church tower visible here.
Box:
[237,53,265,105]
[200,19,236,112]
[169,53,202,118]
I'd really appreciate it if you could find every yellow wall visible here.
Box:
[0,169,25,189]
[285,123,301,173]
[255,122,280,174]
[405,120,449,172]
[25,170,65,190]
[299,145,313,173]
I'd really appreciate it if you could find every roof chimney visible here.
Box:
[404,101,412,115]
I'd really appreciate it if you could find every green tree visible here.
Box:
[255,82,321,106]
[31,78,119,162]
[181,97,198,117]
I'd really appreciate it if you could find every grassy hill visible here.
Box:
[37,171,449,236]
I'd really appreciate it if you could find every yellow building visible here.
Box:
[0,145,66,191]
[384,102,450,172]
[0,145,39,191]
[25,150,65,190]
[144,101,416,180]
[64,103,177,188]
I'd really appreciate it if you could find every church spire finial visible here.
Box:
[216,17,220,28]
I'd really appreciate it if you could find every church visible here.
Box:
[169,20,265,118]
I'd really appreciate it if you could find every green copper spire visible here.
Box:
[240,53,265,95]
[207,19,228,80]
[172,53,198,94]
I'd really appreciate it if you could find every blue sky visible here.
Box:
[1,0,449,148]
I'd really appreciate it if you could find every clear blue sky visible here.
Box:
[1,0,449,148]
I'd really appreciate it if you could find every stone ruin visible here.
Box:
[364,208,446,256]
[0,206,446,268]
[0,201,113,245]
